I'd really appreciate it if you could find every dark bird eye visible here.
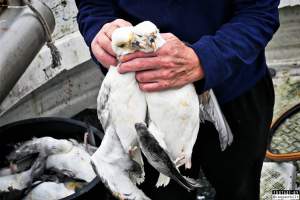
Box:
[133,41,140,46]
[150,38,155,43]
[118,43,126,48]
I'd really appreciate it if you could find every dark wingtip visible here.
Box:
[134,123,146,130]
[184,176,202,190]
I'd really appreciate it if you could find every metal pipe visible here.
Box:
[0,0,55,103]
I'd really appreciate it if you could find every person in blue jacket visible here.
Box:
[75,1,280,199]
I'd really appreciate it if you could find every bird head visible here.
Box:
[112,26,135,56]
[134,123,149,138]
[132,21,165,52]
[111,21,165,57]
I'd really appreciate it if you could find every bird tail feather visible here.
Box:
[172,173,202,192]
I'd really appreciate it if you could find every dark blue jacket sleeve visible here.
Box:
[191,0,280,93]
[75,0,117,73]
[75,0,117,47]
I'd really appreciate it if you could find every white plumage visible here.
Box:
[46,145,96,182]
[0,168,32,192]
[92,23,151,200]
[23,182,75,200]
[96,47,146,185]
[92,126,150,200]
[8,137,74,160]
[93,21,233,198]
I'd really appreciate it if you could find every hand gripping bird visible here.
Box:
[93,21,233,198]
[130,22,201,187]
[128,21,233,188]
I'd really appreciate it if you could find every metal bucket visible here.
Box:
[0,117,110,200]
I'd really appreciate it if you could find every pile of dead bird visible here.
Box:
[0,137,97,200]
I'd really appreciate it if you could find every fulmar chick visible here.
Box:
[135,123,201,192]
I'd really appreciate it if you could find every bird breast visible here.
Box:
[145,84,200,160]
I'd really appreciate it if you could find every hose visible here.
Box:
[266,103,300,161]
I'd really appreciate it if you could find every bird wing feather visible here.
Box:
[199,90,233,151]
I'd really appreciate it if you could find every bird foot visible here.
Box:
[128,146,138,157]
[174,154,186,168]
[84,132,89,149]
[113,192,125,200]
[185,159,192,169]
[174,154,192,169]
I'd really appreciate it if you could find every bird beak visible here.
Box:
[149,35,157,50]
[151,42,156,50]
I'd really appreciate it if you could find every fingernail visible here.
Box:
[118,65,124,74]
[119,56,125,62]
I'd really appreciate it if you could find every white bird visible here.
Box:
[93,21,233,198]
[46,144,96,182]
[23,181,75,200]
[91,126,150,200]
[0,167,34,193]
[0,155,46,193]
[129,21,200,187]
[7,137,74,162]
[95,26,147,185]
[92,24,167,199]
[130,21,233,187]
[6,136,96,183]
[0,137,73,195]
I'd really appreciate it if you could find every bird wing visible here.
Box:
[91,127,150,200]
[97,67,146,152]
[7,137,73,162]
[199,90,233,151]
[23,182,74,200]
[46,146,96,182]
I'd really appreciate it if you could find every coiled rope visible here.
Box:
[0,0,61,68]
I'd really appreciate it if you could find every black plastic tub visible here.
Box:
[0,117,110,200]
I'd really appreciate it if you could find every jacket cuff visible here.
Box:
[190,36,231,94]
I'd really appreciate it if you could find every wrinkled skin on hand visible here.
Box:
[118,33,205,91]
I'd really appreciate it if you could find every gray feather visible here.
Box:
[199,90,233,151]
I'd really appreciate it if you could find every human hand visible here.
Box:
[91,19,132,68]
[118,33,204,92]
